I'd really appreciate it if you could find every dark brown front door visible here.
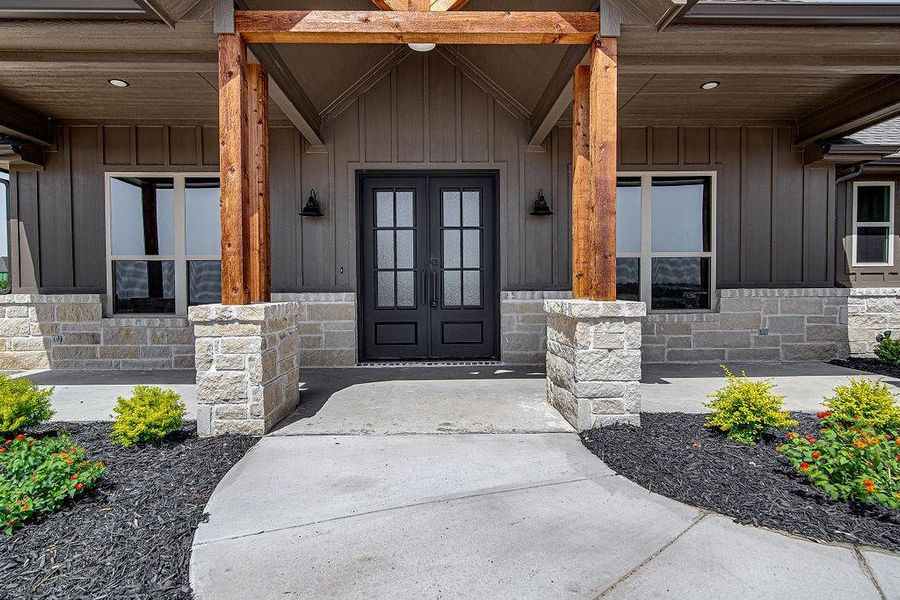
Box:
[359,173,498,361]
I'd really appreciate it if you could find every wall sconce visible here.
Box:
[530,189,553,216]
[300,189,324,217]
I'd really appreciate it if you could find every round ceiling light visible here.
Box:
[700,81,720,90]
[407,42,436,52]
[108,79,130,88]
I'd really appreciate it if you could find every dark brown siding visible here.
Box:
[10,53,840,294]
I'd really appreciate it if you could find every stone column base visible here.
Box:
[188,303,301,436]
[545,299,646,431]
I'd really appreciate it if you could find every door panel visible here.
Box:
[359,173,498,361]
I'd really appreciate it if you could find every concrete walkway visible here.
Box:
[190,365,900,599]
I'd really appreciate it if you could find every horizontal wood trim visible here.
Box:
[234,10,599,44]
[0,51,217,73]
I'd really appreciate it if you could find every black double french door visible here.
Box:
[359,173,498,361]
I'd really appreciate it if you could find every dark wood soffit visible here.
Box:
[0,51,217,73]
[133,0,177,27]
[233,11,600,44]
[0,96,52,146]
[798,76,900,146]
[619,54,900,76]
[675,3,900,26]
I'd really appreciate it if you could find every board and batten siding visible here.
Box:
[9,51,837,296]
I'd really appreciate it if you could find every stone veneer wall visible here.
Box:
[501,291,572,364]
[273,292,357,366]
[0,294,194,370]
[847,288,900,356]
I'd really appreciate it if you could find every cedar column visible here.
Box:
[572,35,617,300]
[218,33,251,305]
[247,63,271,302]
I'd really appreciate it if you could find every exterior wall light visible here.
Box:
[300,189,324,217]
[530,189,553,216]
[408,43,436,52]
[700,81,720,90]
[108,79,130,88]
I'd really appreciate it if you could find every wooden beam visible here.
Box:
[218,33,251,305]
[234,10,600,44]
[0,96,52,147]
[797,76,900,146]
[430,0,471,10]
[373,0,471,10]
[571,64,593,300]
[0,51,217,73]
[247,63,271,303]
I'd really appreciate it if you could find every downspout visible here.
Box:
[835,162,869,184]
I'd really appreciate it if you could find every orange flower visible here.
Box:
[65,458,74,465]
[812,451,821,459]
[816,411,832,419]
[70,474,79,480]
[863,479,877,493]
[854,439,868,449]
[0,448,6,453]
[75,483,84,491]
[14,434,25,441]
[799,462,810,472]
[805,435,816,444]
[787,432,797,440]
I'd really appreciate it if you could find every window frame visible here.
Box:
[104,172,220,316]
[618,171,717,313]
[851,180,895,268]
[0,170,9,294]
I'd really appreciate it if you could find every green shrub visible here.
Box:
[823,378,900,433]
[875,333,900,367]
[779,414,900,510]
[704,366,797,444]
[110,386,185,447]
[0,375,54,435]
[1,433,104,533]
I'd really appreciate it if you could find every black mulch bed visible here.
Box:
[831,357,900,380]
[0,422,258,600]
[581,413,900,553]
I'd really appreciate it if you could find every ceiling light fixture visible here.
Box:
[700,81,720,90]
[108,79,130,88]
[407,42,436,52]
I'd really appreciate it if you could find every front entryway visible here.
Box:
[359,173,498,361]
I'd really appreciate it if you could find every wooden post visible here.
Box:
[218,33,251,305]
[247,63,271,302]
[572,35,617,301]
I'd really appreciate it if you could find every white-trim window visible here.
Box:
[852,181,895,267]
[616,172,716,311]
[105,173,221,315]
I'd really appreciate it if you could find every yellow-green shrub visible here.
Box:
[704,366,797,444]
[110,386,185,447]
[823,378,900,433]
[0,376,54,435]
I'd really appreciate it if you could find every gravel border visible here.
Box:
[0,422,258,599]
[581,413,900,553]
[831,357,900,380]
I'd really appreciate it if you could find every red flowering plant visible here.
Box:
[0,433,104,534]
[778,411,900,510]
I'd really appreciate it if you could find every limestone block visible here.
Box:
[0,318,33,337]
[782,343,839,361]
[197,371,248,403]
[779,297,824,316]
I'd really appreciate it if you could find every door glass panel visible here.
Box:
[462,191,480,227]
[112,260,176,314]
[442,190,460,227]
[857,185,891,222]
[651,176,710,253]
[396,230,414,269]
[857,226,890,263]
[616,257,640,301]
[462,270,480,306]
[443,230,460,268]
[185,178,221,256]
[396,271,415,307]
[109,177,175,256]
[462,229,480,268]
[443,270,461,306]
[376,191,394,227]
[617,178,641,254]
[396,190,414,227]
[376,230,394,269]
[651,257,711,310]
[188,260,221,306]
[377,271,394,308]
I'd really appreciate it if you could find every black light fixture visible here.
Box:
[300,189,324,217]
[530,189,553,216]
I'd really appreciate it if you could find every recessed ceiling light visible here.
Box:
[108,79,129,88]
[700,81,720,90]
[407,42,436,52]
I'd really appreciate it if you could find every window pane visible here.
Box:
[616,257,640,302]
[396,190,414,228]
[396,271,415,307]
[377,230,394,269]
[462,229,480,268]
[376,191,393,227]
[462,191,480,227]
[651,176,710,253]
[185,178,221,256]
[651,257,711,310]
[856,185,891,222]
[188,260,221,306]
[442,190,460,227]
[443,270,461,307]
[110,177,175,255]
[857,226,890,264]
[377,271,394,308]
[113,260,175,314]
[0,174,8,292]
[396,230,414,269]
[617,178,641,254]
[443,230,460,269]
[463,270,480,307]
